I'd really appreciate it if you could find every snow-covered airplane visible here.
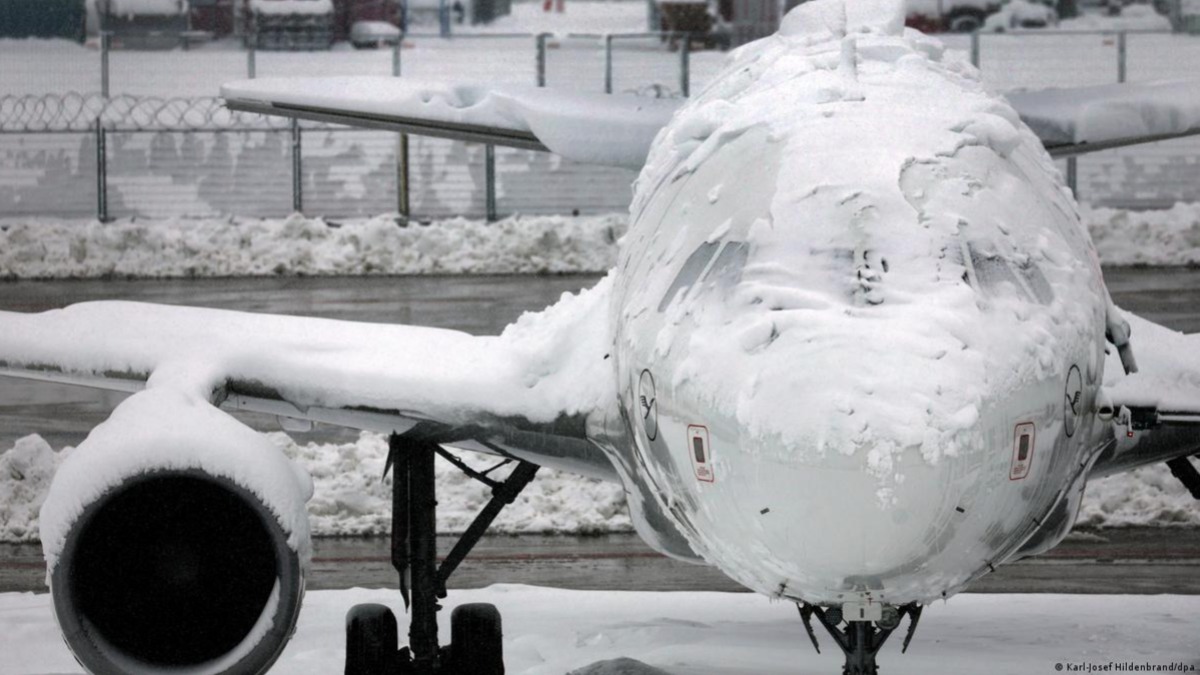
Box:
[4,0,1200,673]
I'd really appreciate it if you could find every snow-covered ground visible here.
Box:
[1,429,1195,543]
[2,585,1198,674]
[2,204,1200,280]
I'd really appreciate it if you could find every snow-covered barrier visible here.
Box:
[40,388,312,675]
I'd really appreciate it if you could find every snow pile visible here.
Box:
[1,207,1200,281]
[0,436,66,543]
[102,0,185,17]
[280,431,631,536]
[1086,202,1200,266]
[0,431,630,543]
[1078,459,1200,527]
[4,430,1198,543]
[0,214,626,278]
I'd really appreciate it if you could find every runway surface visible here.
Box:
[1,269,1199,596]
[2,528,1199,594]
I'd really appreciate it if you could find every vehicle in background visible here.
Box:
[247,0,335,50]
[96,0,189,48]
[981,0,1058,30]
[349,19,400,46]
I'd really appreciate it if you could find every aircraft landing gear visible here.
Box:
[344,431,540,675]
[1166,455,1200,500]
[798,602,922,675]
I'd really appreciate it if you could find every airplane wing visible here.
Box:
[1091,312,1200,479]
[222,76,1200,169]
[0,280,620,482]
[1005,79,1200,158]
[221,76,679,169]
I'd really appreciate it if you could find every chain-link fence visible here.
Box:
[4,30,1200,220]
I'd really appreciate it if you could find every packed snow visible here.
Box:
[222,76,678,168]
[37,388,315,572]
[2,585,1199,674]
[2,204,1200,280]
[0,431,630,543]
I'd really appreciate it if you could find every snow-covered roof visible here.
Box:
[249,0,334,16]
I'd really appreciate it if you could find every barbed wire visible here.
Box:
[0,93,313,132]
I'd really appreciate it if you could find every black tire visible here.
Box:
[946,8,987,32]
[449,603,504,675]
[345,603,398,675]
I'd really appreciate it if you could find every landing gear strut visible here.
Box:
[798,602,922,675]
[344,431,540,675]
[1166,455,1200,500]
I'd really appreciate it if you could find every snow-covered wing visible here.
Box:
[1007,80,1200,157]
[0,282,619,480]
[221,76,680,169]
[1092,313,1200,478]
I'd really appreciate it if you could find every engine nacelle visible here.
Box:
[40,388,313,675]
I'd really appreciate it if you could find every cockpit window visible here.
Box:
[658,240,749,312]
[952,241,1054,306]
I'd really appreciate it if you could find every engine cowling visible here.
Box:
[40,388,313,675]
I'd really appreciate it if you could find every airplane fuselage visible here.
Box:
[592,9,1115,606]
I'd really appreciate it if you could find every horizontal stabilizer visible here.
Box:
[221,76,679,169]
[1007,79,1200,157]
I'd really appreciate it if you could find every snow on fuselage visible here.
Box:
[603,0,1112,605]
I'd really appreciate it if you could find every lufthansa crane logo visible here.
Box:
[638,369,658,441]
[1063,364,1083,438]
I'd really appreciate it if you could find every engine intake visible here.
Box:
[51,468,305,675]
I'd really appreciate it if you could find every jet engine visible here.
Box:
[39,388,313,675]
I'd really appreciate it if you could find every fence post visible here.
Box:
[536,33,549,87]
[95,117,108,223]
[485,144,497,222]
[100,32,110,98]
[397,133,410,221]
[1117,31,1127,83]
[393,37,402,76]
[1066,156,1078,198]
[248,34,257,79]
[604,34,614,94]
[680,34,690,97]
[291,119,303,213]
[970,31,980,68]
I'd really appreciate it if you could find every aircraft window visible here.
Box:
[1017,433,1031,462]
[657,241,720,312]
[702,241,750,289]
[692,436,707,463]
[1015,261,1054,305]
[952,242,1052,306]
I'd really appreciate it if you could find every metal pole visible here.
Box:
[248,30,257,79]
[1117,31,1127,83]
[95,117,108,223]
[485,144,496,222]
[393,38,402,76]
[397,133,410,221]
[604,34,614,94]
[1066,156,1078,198]
[970,31,981,68]
[291,119,302,213]
[680,33,690,97]
[408,443,440,669]
[536,33,549,87]
[100,32,110,98]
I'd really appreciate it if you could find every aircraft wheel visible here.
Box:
[449,603,504,675]
[345,603,398,675]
